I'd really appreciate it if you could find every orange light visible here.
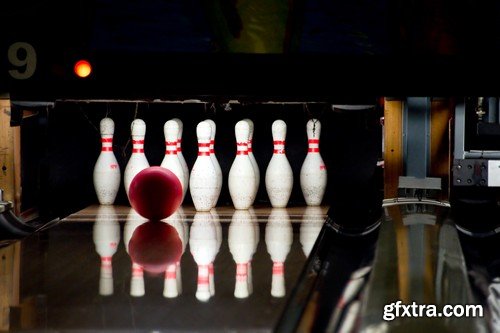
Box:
[74,60,92,78]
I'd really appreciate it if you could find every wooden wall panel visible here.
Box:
[383,99,403,198]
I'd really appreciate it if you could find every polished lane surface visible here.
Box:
[2,205,327,332]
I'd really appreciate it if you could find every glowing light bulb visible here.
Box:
[74,60,92,78]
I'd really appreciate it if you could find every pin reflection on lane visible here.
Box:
[210,208,223,297]
[189,212,219,302]
[124,209,148,297]
[266,208,293,298]
[300,206,325,258]
[93,205,120,296]
[229,210,256,299]
[162,209,189,298]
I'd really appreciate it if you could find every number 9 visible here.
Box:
[8,42,37,80]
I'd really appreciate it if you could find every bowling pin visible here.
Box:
[190,121,219,211]
[124,119,150,197]
[228,120,257,209]
[205,119,223,208]
[161,120,187,200]
[124,208,148,297]
[93,205,120,296]
[300,119,327,206]
[265,208,293,297]
[243,118,260,201]
[265,120,293,208]
[93,118,121,205]
[300,206,325,257]
[172,118,189,201]
[228,210,255,298]
[189,212,218,302]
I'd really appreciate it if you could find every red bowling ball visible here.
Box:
[128,166,183,220]
[128,221,183,274]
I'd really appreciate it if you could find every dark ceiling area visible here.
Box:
[2,0,500,99]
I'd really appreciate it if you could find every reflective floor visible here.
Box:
[2,205,327,332]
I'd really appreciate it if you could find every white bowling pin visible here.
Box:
[124,208,148,297]
[93,118,121,205]
[265,208,293,297]
[265,120,293,208]
[228,210,255,298]
[205,119,223,208]
[161,120,187,199]
[243,118,260,201]
[300,206,325,257]
[162,211,185,298]
[229,120,257,209]
[190,121,219,211]
[93,205,120,296]
[189,212,218,302]
[124,119,150,197]
[172,118,189,201]
[300,119,327,206]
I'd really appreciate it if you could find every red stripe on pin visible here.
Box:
[166,271,176,279]
[308,148,320,153]
[132,149,144,153]
[308,139,319,144]
[236,151,248,155]
[132,140,144,144]
[165,151,177,155]
[101,138,113,143]
[198,143,210,147]
[101,147,113,152]
[237,142,247,146]
[273,262,284,275]
[198,276,209,285]
[273,140,286,145]
[273,149,285,154]
[165,141,177,145]
[198,152,211,156]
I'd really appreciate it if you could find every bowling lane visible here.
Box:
[4,205,328,332]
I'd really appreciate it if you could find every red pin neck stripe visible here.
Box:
[308,148,320,153]
[132,265,143,277]
[273,262,284,274]
[165,141,178,155]
[166,265,176,279]
[273,140,285,154]
[101,137,113,151]
[236,263,248,281]
[236,141,248,155]
[198,142,211,156]
[308,139,319,144]
[197,265,209,284]
[132,138,145,153]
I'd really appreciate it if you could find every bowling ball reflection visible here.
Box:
[128,221,183,274]
[129,166,183,220]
